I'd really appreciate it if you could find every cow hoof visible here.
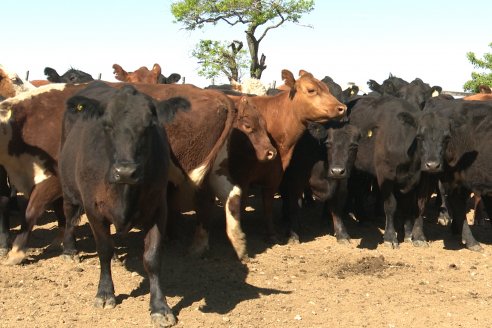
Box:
[4,249,26,265]
[412,240,429,247]
[151,312,177,327]
[94,295,116,309]
[0,248,8,257]
[288,231,300,244]
[336,238,351,245]
[437,212,451,226]
[61,253,80,263]
[383,241,399,249]
[404,237,412,243]
[466,243,484,253]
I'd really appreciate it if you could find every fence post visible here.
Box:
[25,71,30,81]
[98,73,102,80]
[182,76,185,84]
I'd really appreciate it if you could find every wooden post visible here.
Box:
[25,71,30,81]
[98,73,102,80]
[182,77,185,84]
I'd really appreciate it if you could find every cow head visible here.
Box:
[325,122,361,179]
[414,111,451,173]
[235,96,276,162]
[0,65,34,98]
[113,63,180,84]
[45,67,94,83]
[67,84,190,184]
[398,78,442,110]
[282,69,346,123]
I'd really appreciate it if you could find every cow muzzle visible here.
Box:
[328,166,347,179]
[110,162,142,184]
[423,161,442,173]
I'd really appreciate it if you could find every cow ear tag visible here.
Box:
[76,104,84,111]
[367,129,373,138]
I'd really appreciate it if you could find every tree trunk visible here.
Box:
[246,26,266,79]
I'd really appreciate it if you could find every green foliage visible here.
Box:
[464,42,492,92]
[171,0,314,30]
[171,0,315,78]
[192,40,249,81]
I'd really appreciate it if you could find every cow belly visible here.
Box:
[1,154,52,196]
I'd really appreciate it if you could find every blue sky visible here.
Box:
[4,0,491,92]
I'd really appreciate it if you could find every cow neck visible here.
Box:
[251,93,306,169]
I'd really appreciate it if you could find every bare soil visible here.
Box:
[1,194,492,328]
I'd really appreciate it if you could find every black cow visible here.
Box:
[59,81,190,326]
[44,67,94,83]
[423,97,492,251]
[158,73,181,84]
[280,121,361,243]
[348,95,451,248]
[321,76,359,103]
[367,74,441,110]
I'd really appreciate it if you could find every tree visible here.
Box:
[192,39,249,82]
[171,0,315,79]
[463,42,492,93]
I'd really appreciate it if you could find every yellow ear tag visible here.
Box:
[76,104,84,111]
[367,129,373,138]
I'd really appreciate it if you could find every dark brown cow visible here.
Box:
[0,82,275,264]
[113,63,181,84]
[191,69,347,260]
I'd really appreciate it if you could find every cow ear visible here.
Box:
[155,97,191,124]
[281,70,295,89]
[44,67,61,82]
[152,64,162,77]
[66,95,104,118]
[112,64,127,82]
[431,86,442,97]
[396,112,417,128]
[167,73,181,84]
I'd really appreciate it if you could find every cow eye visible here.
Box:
[307,88,316,94]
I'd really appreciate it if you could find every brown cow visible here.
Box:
[113,63,181,84]
[191,69,347,260]
[0,82,275,264]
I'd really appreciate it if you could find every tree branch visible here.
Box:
[257,10,285,43]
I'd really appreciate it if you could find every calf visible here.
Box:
[113,63,181,84]
[44,67,94,83]
[60,82,189,326]
[280,121,361,242]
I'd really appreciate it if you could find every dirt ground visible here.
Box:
[1,194,492,328]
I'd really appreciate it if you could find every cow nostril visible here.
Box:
[266,149,277,160]
[330,167,345,176]
[338,105,347,114]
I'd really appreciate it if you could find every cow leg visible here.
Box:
[0,196,10,256]
[61,199,80,261]
[90,219,116,309]
[5,176,63,265]
[189,190,214,257]
[448,188,482,252]
[0,166,11,256]
[262,187,278,243]
[145,222,176,327]
[411,177,435,247]
[280,185,302,244]
[208,165,248,260]
[380,181,399,248]
[436,180,451,226]
[328,180,350,244]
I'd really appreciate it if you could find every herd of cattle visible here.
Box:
[1,63,492,327]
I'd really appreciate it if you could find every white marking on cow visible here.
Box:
[225,185,246,259]
[208,142,233,202]
[0,83,66,106]
[432,89,440,97]
[0,109,12,122]
[188,164,208,186]
[0,122,52,196]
